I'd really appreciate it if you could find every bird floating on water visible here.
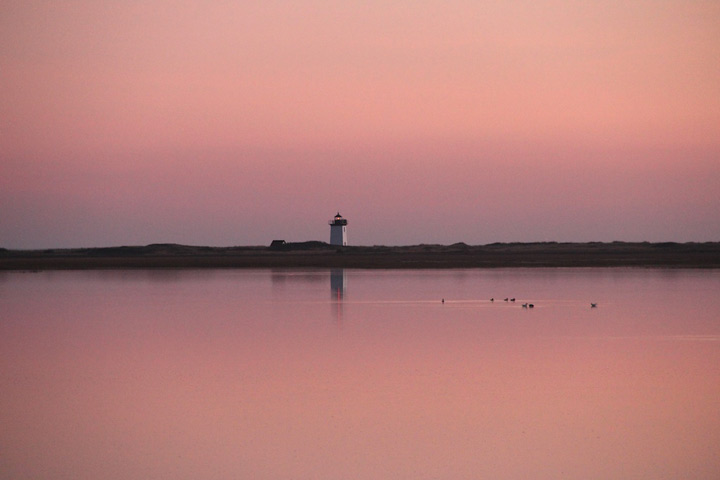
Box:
[591,303,597,308]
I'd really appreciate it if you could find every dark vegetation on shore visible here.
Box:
[2,241,720,270]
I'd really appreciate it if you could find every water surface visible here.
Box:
[2,269,719,479]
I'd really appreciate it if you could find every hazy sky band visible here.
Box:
[2,1,719,248]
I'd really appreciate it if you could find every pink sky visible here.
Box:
[2,1,719,248]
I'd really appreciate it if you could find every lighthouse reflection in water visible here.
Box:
[330,269,346,320]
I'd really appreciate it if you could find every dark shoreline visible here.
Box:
[2,241,720,270]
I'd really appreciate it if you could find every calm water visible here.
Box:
[1,268,719,480]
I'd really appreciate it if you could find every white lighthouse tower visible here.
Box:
[329,212,348,246]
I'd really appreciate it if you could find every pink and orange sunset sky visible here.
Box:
[2,1,719,249]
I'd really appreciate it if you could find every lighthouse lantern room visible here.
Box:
[329,213,348,246]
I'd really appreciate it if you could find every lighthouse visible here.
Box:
[329,212,348,246]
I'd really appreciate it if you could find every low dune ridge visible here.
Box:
[2,241,720,270]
